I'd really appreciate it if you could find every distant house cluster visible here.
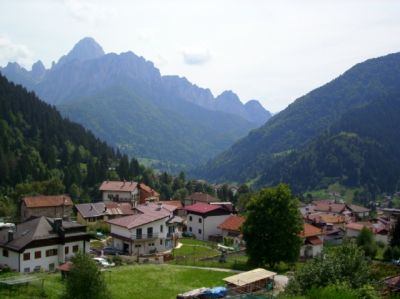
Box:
[299,199,393,257]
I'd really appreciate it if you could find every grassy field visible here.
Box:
[171,238,251,271]
[0,264,232,299]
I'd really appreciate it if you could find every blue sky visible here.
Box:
[1,0,400,112]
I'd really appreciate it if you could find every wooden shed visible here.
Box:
[223,268,276,294]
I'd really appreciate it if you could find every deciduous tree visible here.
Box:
[242,184,302,268]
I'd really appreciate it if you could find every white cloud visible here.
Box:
[181,47,212,65]
[0,37,34,67]
[63,0,114,23]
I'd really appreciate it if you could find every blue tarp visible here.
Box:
[200,286,227,298]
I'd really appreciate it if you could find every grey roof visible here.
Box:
[107,203,176,229]
[75,202,135,218]
[0,217,88,252]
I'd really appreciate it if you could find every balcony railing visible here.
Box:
[131,233,159,240]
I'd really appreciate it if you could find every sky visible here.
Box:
[1,0,400,112]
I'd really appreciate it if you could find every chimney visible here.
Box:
[54,218,62,234]
[7,230,14,242]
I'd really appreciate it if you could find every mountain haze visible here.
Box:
[196,52,400,193]
[0,37,271,170]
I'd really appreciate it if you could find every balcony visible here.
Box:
[131,233,159,240]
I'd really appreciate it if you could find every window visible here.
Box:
[189,227,192,232]
[24,267,30,273]
[135,244,141,248]
[198,218,202,223]
[189,216,192,221]
[34,251,41,259]
[23,252,30,261]
[46,249,58,257]
[136,228,142,239]
[72,245,79,253]
[149,243,154,246]
[147,227,153,238]
[160,239,163,245]
[3,249,9,257]
[160,225,163,233]
[198,229,202,234]
[65,246,69,255]
[34,266,41,272]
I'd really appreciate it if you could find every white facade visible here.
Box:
[0,240,89,273]
[110,217,177,255]
[187,213,230,241]
[300,243,323,258]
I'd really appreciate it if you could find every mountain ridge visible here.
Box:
[194,52,400,193]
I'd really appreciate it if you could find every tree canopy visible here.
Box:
[242,184,302,268]
[63,252,110,299]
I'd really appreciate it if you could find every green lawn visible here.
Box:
[171,238,251,271]
[0,264,232,299]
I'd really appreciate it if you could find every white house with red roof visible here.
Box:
[218,215,246,247]
[107,203,182,255]
[185,203,231,241]
[99,180,139,203]
[345,222,389,244]
[299,223,324,258]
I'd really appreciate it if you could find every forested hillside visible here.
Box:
[0,73,116,201]
[196,52,400,194]
[263,95,400,194]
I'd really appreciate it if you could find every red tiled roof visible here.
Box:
[384,275,400,289]
[139,183,160,197]
[218,215,246,232]
[300,223,322,238]
[346,222,367,231]
[99,181,138,192]
[307,236,322,245]
[347,204,370,213]
[160,200,183,209]
[22,195,73,208]
[185,192,219,203]
[57,262,73,272]
[185,203,223,214]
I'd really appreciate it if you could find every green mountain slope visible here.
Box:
[0,73,115,193]
[196,52,400,187]
[263,95,400,193]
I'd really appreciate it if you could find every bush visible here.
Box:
[112,255,123,266]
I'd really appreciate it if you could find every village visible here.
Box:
[1,179,400,298]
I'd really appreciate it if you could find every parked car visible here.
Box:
[93,257,115,267]
[392,259,400,266]
[182,231,194,238]
[101,246,124,256]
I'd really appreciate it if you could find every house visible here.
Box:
[107,203,182,255]
[218,215,246,248]
[138,183,160,204]
[21,195,73,221]
[184,192,219,207]
[185,203,231,241]
[311,200,370,220]
[0,217,90,273]
[299,223,323,258]
[75,202,134,225]
[345,222,389,244]
[99,180,139,204]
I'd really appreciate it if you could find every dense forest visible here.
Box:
[263,95,400,196]
[0,74,240,218]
